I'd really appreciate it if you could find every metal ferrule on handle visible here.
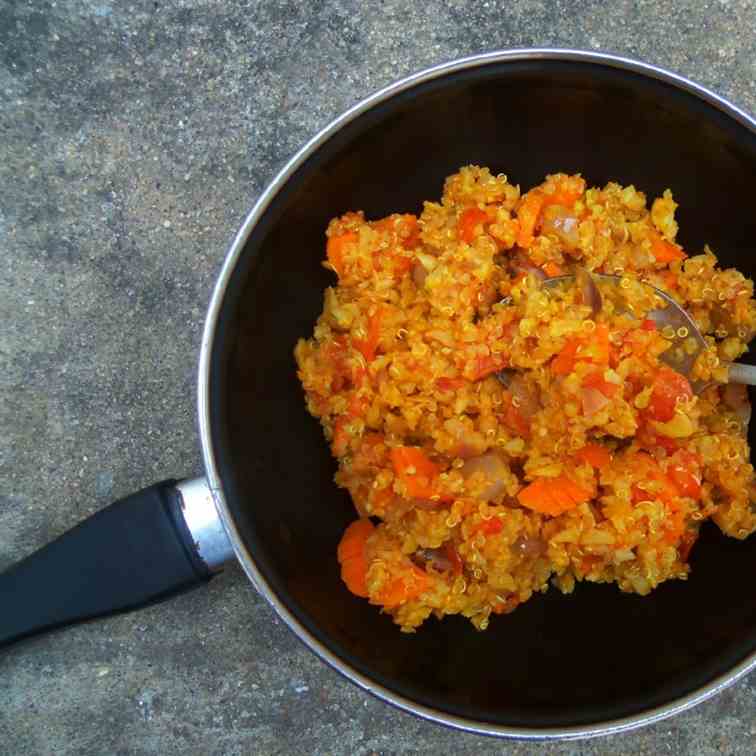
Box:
[175,477,234,572]
[0,477,234,648]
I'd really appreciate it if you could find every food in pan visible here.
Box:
[295,166,756,631]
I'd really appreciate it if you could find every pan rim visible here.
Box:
[197,47,756,740]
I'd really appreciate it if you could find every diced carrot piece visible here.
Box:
[575,443,612,469]
[517,475,592,516]
[641,318,657,331]
[515,191,544,248]
[390,446,439,478]
[551,338,581,375]
[337,519,374,563]
[390,446,441,499]
[340,559,369,597]
[337,519,375,598]
[374,578,405,607]
[562,477,594,504]
[543,261,564,277]
[651,232,687,263]
[326,232,358,277]
[353,308,383,363]
[458,207,489,243]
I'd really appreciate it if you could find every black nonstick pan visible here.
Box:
[2,49,755,739]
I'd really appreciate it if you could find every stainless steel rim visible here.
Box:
[197,48,756,740]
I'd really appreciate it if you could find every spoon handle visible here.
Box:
[728,363,756,386]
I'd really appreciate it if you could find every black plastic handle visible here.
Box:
[0,480,214,648]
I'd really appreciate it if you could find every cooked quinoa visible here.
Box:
[295,166,756,632]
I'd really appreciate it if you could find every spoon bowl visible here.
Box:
[543,273,756,390]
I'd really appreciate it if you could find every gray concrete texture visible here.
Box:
[1,0,755,753]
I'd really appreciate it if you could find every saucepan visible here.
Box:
[2,49,755,740]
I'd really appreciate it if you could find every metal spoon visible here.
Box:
[542,273,756,390]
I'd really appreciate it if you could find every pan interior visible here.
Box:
[210,59,756,728]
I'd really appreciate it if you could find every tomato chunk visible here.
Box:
[582,370,621,398]
[647,367,693,422]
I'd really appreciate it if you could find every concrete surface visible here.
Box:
[1,0,755,753]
